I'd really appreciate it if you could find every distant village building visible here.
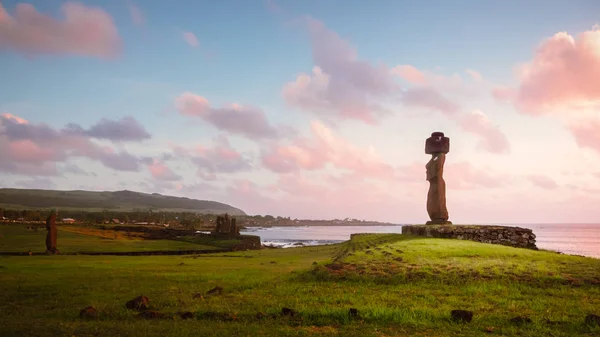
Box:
[111,218,120,224]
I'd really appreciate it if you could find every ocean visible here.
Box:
[241,224,600,259]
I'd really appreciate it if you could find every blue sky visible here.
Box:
[1,0,599,223]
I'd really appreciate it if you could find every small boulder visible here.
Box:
[192,293,203,299]
[394,257,403,262]
[138,310,164,319]
[585,314,600,326]
[281,307,297,317]
[206,286,223,296]
[451,310,473,323]
[510,316,532,325]
[349,308,359,318]
[179,311,194,320]
[126,295,149,310]
[79,306,97,319]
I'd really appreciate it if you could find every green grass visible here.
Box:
[0,233,599,336]
[0,225,221,253]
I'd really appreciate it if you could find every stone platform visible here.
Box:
[401,224,537,250]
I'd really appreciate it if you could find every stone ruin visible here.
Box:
[212,214,240,237]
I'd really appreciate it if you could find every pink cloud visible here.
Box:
[0,2,121,58]
[261,120,396,180]
[507,26,600,114]
[0,113,146,175]
[1,113,28,124]
[491,87,515,102]
[127,1,144,26]
[401,87,460,116]
[7,139,61,163]
[282,18,397,124]
[147,159,181,181]
[391,65,427,85]
[444,162,511,190]
[183,31,199,48]
[465,69,483,81]
[567,117,600,154]
[226,174,404,221]
[458,110,510,154]
[170,135,252,179]
[175,92,283,139]
[527,174,558,189]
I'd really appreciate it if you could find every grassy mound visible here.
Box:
[0,233,598,336]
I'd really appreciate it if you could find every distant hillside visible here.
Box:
[0,188,246,215]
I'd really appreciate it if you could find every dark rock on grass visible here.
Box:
[79,306,98,319]
[325,263,344,271]
[126,295,149,311]
[394,257,403,262]
[138,310,165,319]
[192,293,203,299]
[585,314,600,326]
[206,286,223,296]
[270,261,277,264]
[510,316,532,325]
[349,308,359,318]
[451,310,473,323]
[178,262,185,266]
[178,311,195,320]
[365,250,373,255]
[281,307,297,317]
[255,312,265,319]
[396,249,404,254]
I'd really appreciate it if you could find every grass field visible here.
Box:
[0,225,222,253]
[1,229,599,336]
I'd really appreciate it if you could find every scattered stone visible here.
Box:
[139,310,164,319]
[585,314,600,326]
[206,286,223,296]
[179,311,194,320]
[395,250,404,254]
[394,257,403,262]
[451,310,473,323]
[270,261,277,264]
[510,316,532,325]
[192,293,203,299]
[281,307,297,317]
[178,262,185,266]
[126,295,149,310]
[255,312,265,320]
[365,250,373,255]
[349,308,359,318]
[79,306,97,319]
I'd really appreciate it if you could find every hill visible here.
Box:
[0,188,246,215]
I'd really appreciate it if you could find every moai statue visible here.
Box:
[229,218,239,237]
[425,132,452,225]
[45,209,60,254]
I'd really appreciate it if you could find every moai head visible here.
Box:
[425,132,450,155]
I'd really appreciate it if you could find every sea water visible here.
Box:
[241,224,600,258]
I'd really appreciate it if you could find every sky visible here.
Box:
[1,0,600,224]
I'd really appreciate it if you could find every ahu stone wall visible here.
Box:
[401,225,537,250]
